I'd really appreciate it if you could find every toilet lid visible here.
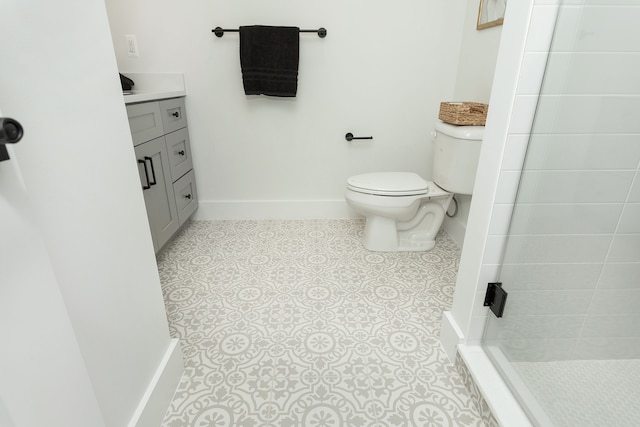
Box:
[347,172,430,196]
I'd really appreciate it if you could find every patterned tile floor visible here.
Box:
[158,219,486,426]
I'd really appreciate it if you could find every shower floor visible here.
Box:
[513,359,640,427]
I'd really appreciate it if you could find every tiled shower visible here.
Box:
[480,1,640,425]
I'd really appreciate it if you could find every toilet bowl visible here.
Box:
[345,122,484,252]
[345,172,452,251]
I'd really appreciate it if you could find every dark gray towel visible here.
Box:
[239,25,300,97]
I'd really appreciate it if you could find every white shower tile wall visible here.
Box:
[159,219,487,426]
[482,0,640,361]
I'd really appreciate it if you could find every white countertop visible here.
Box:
[120,72,186,104]
[123,90,186,104]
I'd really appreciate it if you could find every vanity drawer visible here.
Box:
[173,170,198,225]
[160,98,187,134]
[126,102,163,146]
[165,127,193,182]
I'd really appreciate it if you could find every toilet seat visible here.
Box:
[347,172,430,196]
[347,172,451,198]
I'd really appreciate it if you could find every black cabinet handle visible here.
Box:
[144,156,157,186]
[184,194,192,200]
[138,159,151,190]
[172,111,180,118]
[178,150,185,156]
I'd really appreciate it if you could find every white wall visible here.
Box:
[452,1,503,104]
[443,0,503,246]
[105,0,468,218]
[1,1,181,426]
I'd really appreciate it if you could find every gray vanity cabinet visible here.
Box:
[127,97,198,253]
[135,137,179,252]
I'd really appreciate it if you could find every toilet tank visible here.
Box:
[432,121,484,195]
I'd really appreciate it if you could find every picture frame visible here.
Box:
[477,0,507,30]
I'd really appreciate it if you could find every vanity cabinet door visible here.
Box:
[135,136,179,251]
[127,102,164,146]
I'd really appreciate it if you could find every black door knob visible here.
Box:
[0,118,24,144]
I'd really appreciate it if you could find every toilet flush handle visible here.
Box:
[431,131,438,141]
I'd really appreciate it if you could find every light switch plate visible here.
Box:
[125,34,139,57]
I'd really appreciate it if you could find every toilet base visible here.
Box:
[359,197,451,252]
[362,217,439,252]
[362,216,399,252]
[398,234,437,252]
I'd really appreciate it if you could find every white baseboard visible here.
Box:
[128,339,184,427]
[194,199,360,220]
[439,311,465,362]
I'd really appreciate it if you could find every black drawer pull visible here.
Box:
[172,111,180,118]
[144,156,157,186]
[178,150,185,156]
[138,159,151,190]
[184,194,192,200]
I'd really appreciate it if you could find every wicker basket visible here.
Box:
[438,102,488,126]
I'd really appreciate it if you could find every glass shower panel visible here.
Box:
[482,2,640,426]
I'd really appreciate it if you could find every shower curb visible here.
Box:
[456,351,500,427]
[456,344,533,427]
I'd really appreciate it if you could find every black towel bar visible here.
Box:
[212,26,327,38]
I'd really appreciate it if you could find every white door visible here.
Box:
[0,1,124,425]
[0,135,104,426]
[2,1,182,425]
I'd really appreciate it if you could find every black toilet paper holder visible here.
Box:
[345,133,373,141]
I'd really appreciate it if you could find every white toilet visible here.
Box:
[345,122,484,251]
